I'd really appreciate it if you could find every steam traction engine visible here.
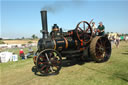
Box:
[32,10,111,75]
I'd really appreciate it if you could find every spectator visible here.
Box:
[26,47,34,58]
[109,35,114,48]
[125,35,128,42]
[97,22,105,36]
[19,49,25,60]
[12,52,18,61]
[91,22,97,34]
[115,36,120,48]
[28,47,33,53]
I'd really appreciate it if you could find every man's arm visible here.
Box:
[97,25,101,32]
[101,25,105,32]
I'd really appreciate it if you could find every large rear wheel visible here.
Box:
[90,36,111,62]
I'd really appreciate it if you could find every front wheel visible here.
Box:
[36,49,62,76]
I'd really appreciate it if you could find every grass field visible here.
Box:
[0,41,128,85]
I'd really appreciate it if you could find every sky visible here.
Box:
[0,0,128,39]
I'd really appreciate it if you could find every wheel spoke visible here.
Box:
[50,66,54,72]
[41,65,46,70]
[45,66,50,73]
[39,56,47,61]
[83,22,85,30]
[96,47,100,50]
[96,51,102,56]
[52,60,61,66]
[38,62,42,65]
[96,42,101,47]
[85,28,89,32]
[99,38,103,46]
[80,33,84,37]
[45,53,50,62]
[42,62,48,64]
[103,39,107,47]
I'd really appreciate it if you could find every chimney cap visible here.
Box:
[41,10,47,12]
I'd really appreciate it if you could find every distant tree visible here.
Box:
[35,36,38,39]
[22,44,26,46]
[32,34,38,39]
[0,38,3,40]
[16,38,21,40]
[32,34,36,39]
[28,41,33,44]
[22,37,25,40]
[0,40,5,44]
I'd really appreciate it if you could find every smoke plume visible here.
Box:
[41,0,87,13]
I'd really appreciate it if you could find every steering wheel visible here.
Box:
[75,21,93,43]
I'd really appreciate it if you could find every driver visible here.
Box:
[97,22,105,36]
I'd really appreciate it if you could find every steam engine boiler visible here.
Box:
[32,10,111,75]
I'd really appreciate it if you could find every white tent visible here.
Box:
[0,51,18,63]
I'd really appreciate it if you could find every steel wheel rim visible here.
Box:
[95,37,111,61]
[36,49,62,75]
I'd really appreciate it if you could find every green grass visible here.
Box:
[0,41,128,85]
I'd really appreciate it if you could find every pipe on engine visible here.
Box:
[40,10,48,39]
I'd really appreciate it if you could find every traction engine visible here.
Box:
[32,10,111,75]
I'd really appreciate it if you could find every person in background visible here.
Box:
[97,22,105,36]
[19,49,25,60]
[109,35,114,48]
[91,22,97,35]
[26,47,34,58]
[125,35,128,43]
[12,52,18,61]
[115,35,120,48]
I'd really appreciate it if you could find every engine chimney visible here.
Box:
[40,10,48,39]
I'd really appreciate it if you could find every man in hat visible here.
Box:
[19,49,25,60]
[97,22,105,36]
[91,22,97,35]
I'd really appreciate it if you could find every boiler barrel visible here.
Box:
[38,37,78,51]
[53,37,77,51]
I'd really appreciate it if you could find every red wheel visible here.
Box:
[76,21,93,43]
[36,49,62,75]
